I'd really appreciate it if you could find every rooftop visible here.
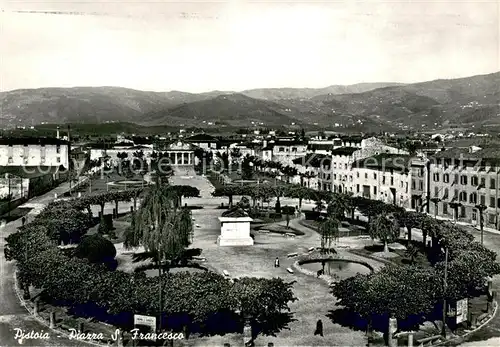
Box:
[0,137,69,146]
[331,147,359,156]
[352,153,413,172]
[185,133,219,142]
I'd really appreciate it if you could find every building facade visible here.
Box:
[0,138,70,168]
[428,147,500,229]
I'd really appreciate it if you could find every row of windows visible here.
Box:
[433,187,500,208]
[7,156,61,163]
[433,172,496,188]
[440,204,499,223]
[355,184,409,195]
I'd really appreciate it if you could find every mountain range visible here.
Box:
[1,72,499,131]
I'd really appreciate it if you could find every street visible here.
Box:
[0,179,91,346]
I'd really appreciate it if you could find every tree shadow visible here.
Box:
[327,308,368,332]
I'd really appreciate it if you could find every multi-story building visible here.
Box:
[270,138,307,166]
[428,147,500,229]
[0,138,70,168]
[330,147,359,194]
[351,153,413,208]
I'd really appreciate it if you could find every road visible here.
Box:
[0,179,91,346]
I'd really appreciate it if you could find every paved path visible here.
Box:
[0,179,89,346]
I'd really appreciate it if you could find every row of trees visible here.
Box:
[5,184,298,340]
[327,197,500,336]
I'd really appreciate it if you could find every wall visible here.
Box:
[220,220,251,239]
[0,144,70,168]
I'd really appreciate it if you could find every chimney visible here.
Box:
[67,125,71,143]
[56,126,60,139]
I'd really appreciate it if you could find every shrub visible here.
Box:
[74,234,117,265]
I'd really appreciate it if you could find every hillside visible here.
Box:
[1,72,499,130]
[143,93,300,127]
[0,87,224,127]
[309,72,500,129]
[241,82,404,100]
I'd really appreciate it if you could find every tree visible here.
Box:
[281,206,295,229]
[241,155,254,180]
[170,185,200,207]
[397,211,425,242]
[124,185,193,270]
[319,216,340,253]
[369,214,399,254]
[74,234,117,268]
[229,277,297,341]
[332,266,440,335]
[405,244,420,265]
[212,185,241,208]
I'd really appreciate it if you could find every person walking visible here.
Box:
[274,257,280,268]
[314,319,323,336]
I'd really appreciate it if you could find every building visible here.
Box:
[0,138,70,169]
[155,140,196,167]
[428,147,500,229]
[351,153,413,208]
[330,147,359,194]
[270,138,307,166]
[184,133,219,150]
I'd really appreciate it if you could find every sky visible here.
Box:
[0,0,499,93]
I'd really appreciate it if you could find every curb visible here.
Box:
[432,299,499,346]
[13,271,112,346]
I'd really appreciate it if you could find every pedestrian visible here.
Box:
[274,257,280,268]
[21,216,26,226]
[314,319,323,336]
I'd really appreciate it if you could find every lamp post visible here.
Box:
[6,173,11,218]
[442,247,449,338]
[475,204,487,245]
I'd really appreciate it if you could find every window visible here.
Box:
[390,177,394,185]
[279,147,284,152]
[356,184,360,193]
[481,177,486,187]
[373,186,377,195]
[490,197,496,208]
[480,195,486,205]
[459,191,467,202]
[489,214,496,224]
[357,172,360,178]
[292,147,297,152]
[333,174,337,180]
[434,187,439,197]
[443,202,448,215]
[469,193,477,204]
[56,145,61,154]
[412,180,416,189]
[460,206,466,218]
[444,188,449,198]
[460,175,468,185]
[419,181,424,190]
[373,173,377,179]
[454,174,459,184]
[472,176,479,186]
[443,174,449,183]
[8,157,13,164]
[365,173,368,179]
[57,157,61,163]
[491,178,496,189]
[433,173,440,182]
[405,182,408,193]
[383,176,386,184]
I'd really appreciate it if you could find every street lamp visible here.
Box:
[475,204,487,245]
[441,247,449,338]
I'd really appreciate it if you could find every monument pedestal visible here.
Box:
[218,216,254,247]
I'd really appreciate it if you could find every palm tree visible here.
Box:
[369,214,399,254]
[124,184,193,332]
[319,216,340,253]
